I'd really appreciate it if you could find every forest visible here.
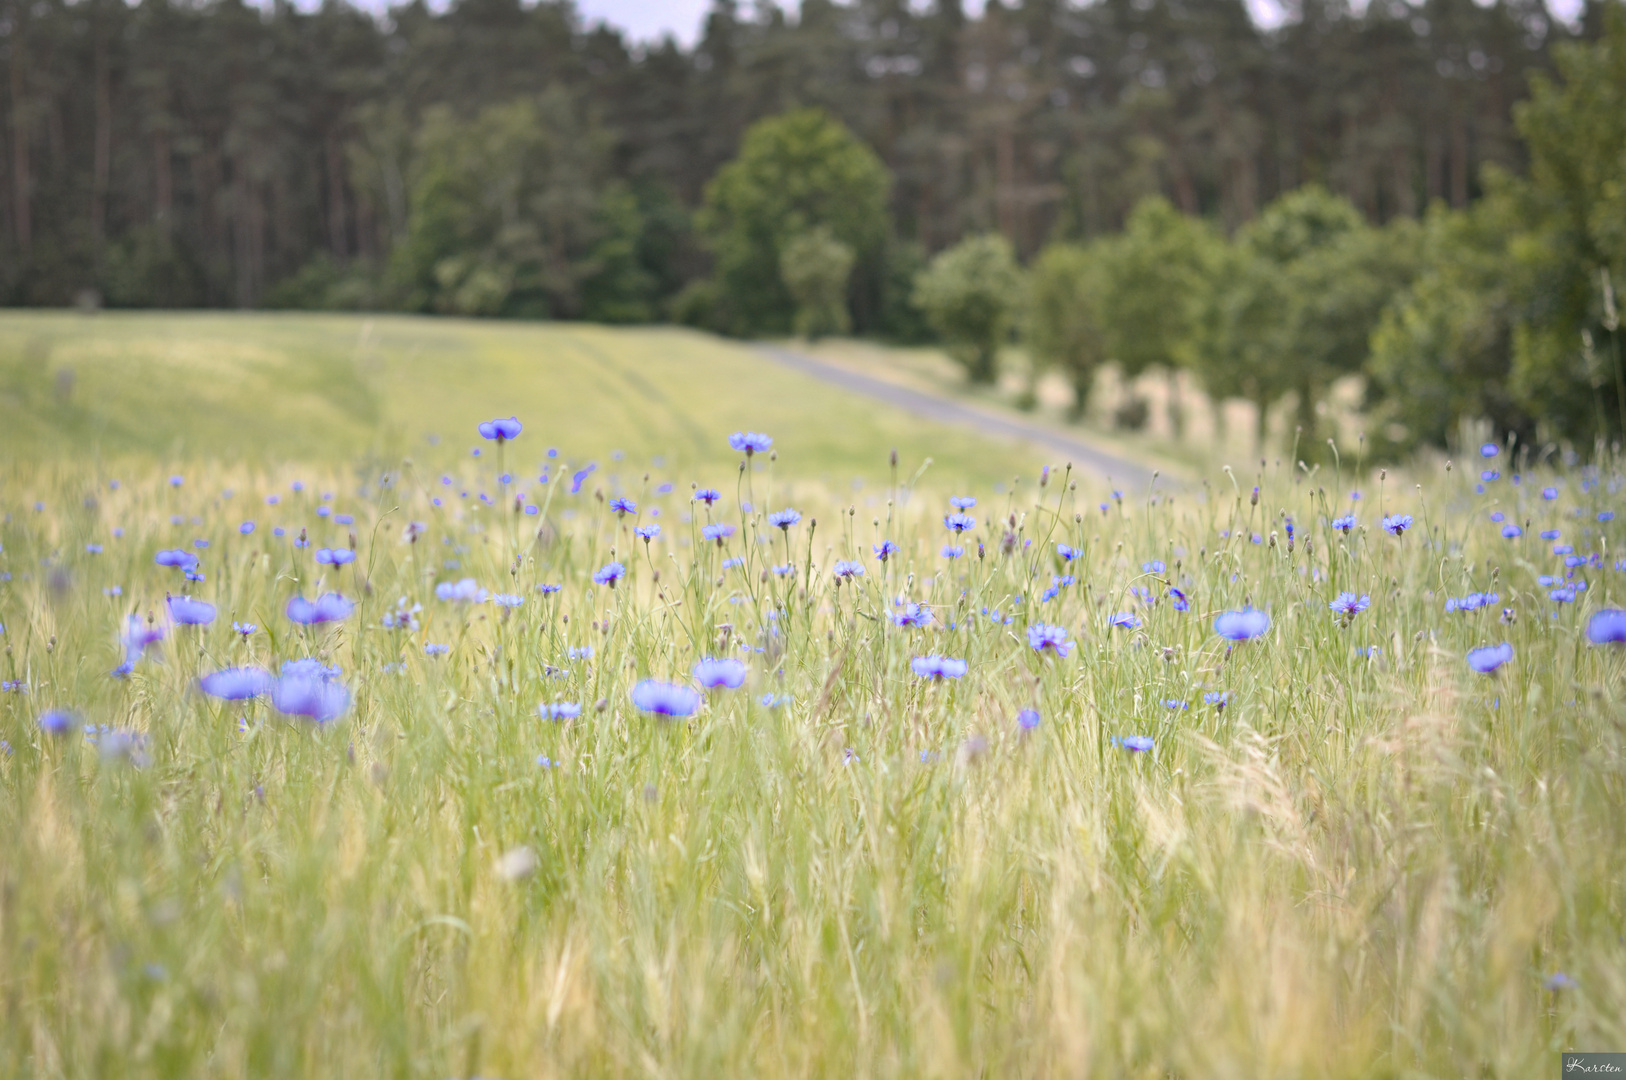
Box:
[2,0,1624,448]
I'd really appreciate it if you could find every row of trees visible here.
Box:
[911,11,1626,453]
[1,0,1608,319]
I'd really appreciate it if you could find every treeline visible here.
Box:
[0,0,1621,448]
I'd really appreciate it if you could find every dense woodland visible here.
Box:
[1,0,1624,449]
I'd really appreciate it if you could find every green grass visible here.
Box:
[0,312,1038,485]
[0,316,1623,1078]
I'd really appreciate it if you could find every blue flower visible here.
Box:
[1466,642,1514,674]
[538,583,563,595]
[694,488,721,504]
[943,512,976,533]
[1490,511,1506,522]
[630,679,701,717]
[1168,587,1190,612]
[478,416,523,442]
[759,693,792,709]
[286,593,355,624]
[1214,608,1270,640]
[693,657,748,689]
[941,544,964,559]
[1480,442,1499,458]
[1331,515,1356,534]
[950,496,977,509]
[910,656,967,680]
[1027,623,1073,657]
[892,602,933,628]
[39,709,79,737]
[1141,559,1166,574]
[233,621,257,636]
[436,578,489,603]
[1587,609,1626,644]
[873,540,899,561]
[1540,529,1561,540]
[424,643,451,656]
[1110,612,1141,631]
[1502,524,1522,539]
[728,432,773,455]
[154,548,198,568]
[832,559,864,579]
[1541,487,1559,500]
[271,670,350,723]
[240,521,256,535]
[1381,514,1414,536]
[1481,470,1500,482]
[1057,543,1080,561]
[702,523,735,544]
[199,666,274,700]
[1163,699,1189,710]
[593,562,626,588]
[315,547,356,566]
[609,497,637,515]
[1544,972,1577,991]
[1204,690,1231,709]
[768,508,802,530]
[1329,592,1371,618]
[168,596,217,626]
[1017,708,1040,730]
[540,702,581,721]
[492,593,523,608]
[567,646,594,661]
[122,615,166,660]
[1599,511,1615,522]
[85,543,102,555]
[1111,735,1154,753]
[635,524,661,541]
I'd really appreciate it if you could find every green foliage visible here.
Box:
[912,234,1023,384]
[390,92,610,318]
[780,227,856,340]
[1027,242,1107,418]
[1094,198,1224,383]
[103,226,208,309]
[697,108,891,337]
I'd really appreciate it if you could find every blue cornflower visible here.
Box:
[271,670,350,724]
[1481,470,1500,482]
[1502,525,1522,539]
[728,432,773,456]
[1168,587,1190,612]
[702,523,735,544]
[874,540,899,561]
[693,488,721,505]
[722,558,744,569]
[1541,487,1559,500]
[435,578,489,603]
[478,417,523,442]
[943,512,976,533]
[1550,585,1578,603]
[155,548,198,569]
[286,593,355,624]
[85,543,102,554]
[538,583,563,595]
[168,596,216,626]
[1381,514,1414,536]
[1599,511,1615,522]
[540,702,581,721]
[1480,442,1499,458]
[424,643,450,656]
[1111,735,1154,753]
[1163,699,1189,710]
[832,560,864,580]
[184,567,206,584]
[315,548,356,566]
[39,709,79,737]
[910,656,967,680]
[1490,511,1505,522]
[122,615,166,660]
[1553,543,1574,555]
[1110,612,1141,631]
[169,474,184,487]
[941,545,964,559]
[1587,609,1626,644]
[772,563,794,577]
[492,593,523,608]
[199,667,274,700]
[1214,608,1270,640]
[1141,559,1166,574]
[950,496,977,509]
[1331,515,1356,534]
[1204,690,1231,709]
[1466,642,1514,674]
[635,524,661,542]
[1541,529,1561,540]
[570,464,597,494]
[759,693,792,709]
[693,657,748,689]
[892,602,933,628]
[567,646,594,661]
[240,521,256,535]
[592,562,626,588]
[1544,972,1577,992]
[767,508,802,530]
[1028,623,1073,657]
[1057,544,1080,561]
[1329,592,1371,618]
[233,621,257,636]
[609,497,636,515]
[630,679,701,717]
[1017,708,1040,731]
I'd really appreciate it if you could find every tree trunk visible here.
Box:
[92,27,112,257]
[10,40,30,256]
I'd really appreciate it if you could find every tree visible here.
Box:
[1027,242,1107,419]
[696,108,890,336]
[779,227,855,339]
[912,233,1022,384]
[1095,197,1225,438]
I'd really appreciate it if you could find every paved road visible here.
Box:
[752,343,1160,489]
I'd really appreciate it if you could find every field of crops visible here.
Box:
[1,316,1623,1078]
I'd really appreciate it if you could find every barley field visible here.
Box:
[0,314,1622,1079]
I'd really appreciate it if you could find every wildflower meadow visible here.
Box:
[2,397,1624,1076]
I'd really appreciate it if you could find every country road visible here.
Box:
[752,343,1161,490]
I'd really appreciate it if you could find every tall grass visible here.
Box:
[1,437,1622,1078]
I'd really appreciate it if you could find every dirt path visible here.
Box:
[753,343,1161,490]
